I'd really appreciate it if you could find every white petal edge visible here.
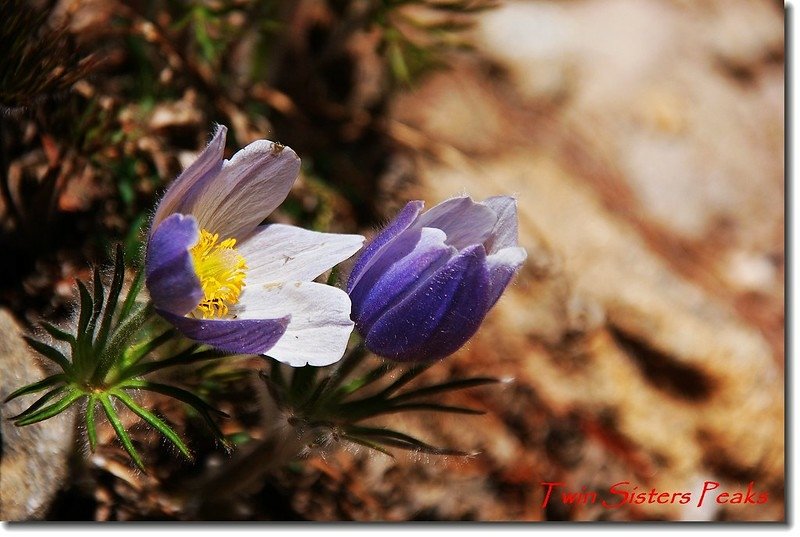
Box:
[482,196,519,254]
[187,140,301,240]
[239,224,365,283]
[486,246,527,306]
[235,281,355,367]
[487,246,527,271]
[414,196,498,250]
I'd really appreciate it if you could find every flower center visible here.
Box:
[189,229,247,319]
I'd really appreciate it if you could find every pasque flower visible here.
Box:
[145,125,364,366]
[347,196,527,362]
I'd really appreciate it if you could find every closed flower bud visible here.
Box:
[347,196,527,362]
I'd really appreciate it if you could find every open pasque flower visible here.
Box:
[146,125,364,366]
[347,196,526,362]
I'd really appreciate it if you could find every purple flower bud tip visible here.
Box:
[347,195,527,362]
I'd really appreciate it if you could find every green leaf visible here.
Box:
[86,395,98,452]
[112,390,192,460]
[23,336,72,373]
[3,373,66,403]
[298,375,329,411]
[93,301,153,384]
[341,434,395,458]
[336,363,393,398]
[87,265,104,336]
[388,36,411,84]
[325,265,340,286]
[14,388,83,426]
[8,385,67,420]
[344,425,468,456]
[120,380,229,444]
[289,365,318,405]
[359,402,485,420]
[318,343,369,401]
[99,394,145,471]
[74,280,94,374]
[387,402,485,415]
[121,346,221,379]
[40,321,77,350]
[121,328,176,369]
[119,258,145,321]
[76,280,94,337]
[391,377,498,403]
[375,362,435,399]
[95,244,126,353]
[428,1,497,14]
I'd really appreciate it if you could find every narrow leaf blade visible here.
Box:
[120,380,229,444]
[344,425,469,456]
[113,390,192,459]
[99,394,145,471]
[40,321,77,349]
[96,244,126,353]
[391,377,499,403]
[3,373,66,403]
[23,336,72,372]
[86,395,98,452]
[14,389,83,426]
[376,363,435,399]
[76,280,93,336]
[87,265,104,336]
[341,434,396,458]
[8,385,67,420]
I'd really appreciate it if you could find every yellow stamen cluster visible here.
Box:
[189,229,248,318]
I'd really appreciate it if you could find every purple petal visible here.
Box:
[485,247,527,308]
[482,196,519,254]
[347,200,424,293]
[413,196,497,250]
[350,227,453,333]
[419,246,491,361]
[151,125,226,233]
[364,245,490,362]
[157,309,290,355]
[186,140,301,240]
[145,214,203,316]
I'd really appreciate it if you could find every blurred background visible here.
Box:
[0,0,784,521]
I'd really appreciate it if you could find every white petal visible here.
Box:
[415,196,498,249]
[235,281,355,367]
[187,140,300,239]
[239,224,364,283]
[482,196,519,253]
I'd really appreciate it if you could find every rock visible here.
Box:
[0,309,74,520]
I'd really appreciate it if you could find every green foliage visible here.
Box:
[374,0,498,85]
[4,245,229,470]
[263,343,499,457]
